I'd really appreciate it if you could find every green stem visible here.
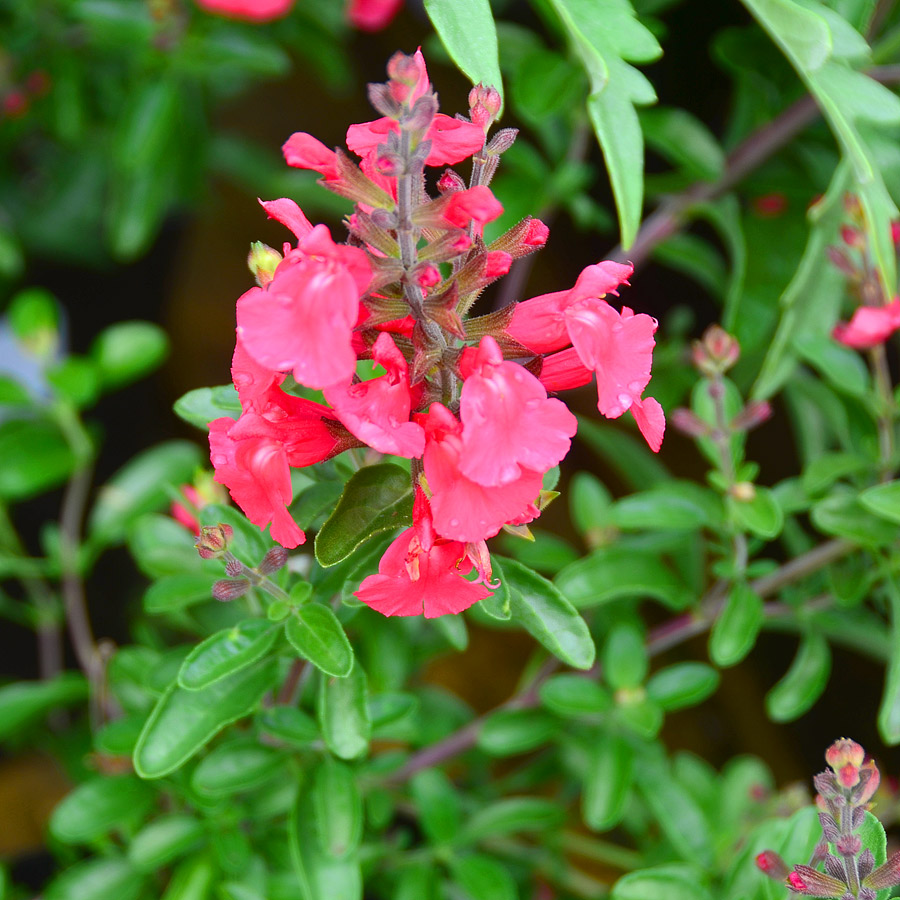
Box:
[559,830,642,871]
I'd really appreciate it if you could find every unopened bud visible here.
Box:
[864,850,900,890]
[225,558,244,577]
[195,524,234,559]
[258,546,288,576]
[858,849,875,881]
[212,578,249,602]
[248,242,282,288]
[468,83,502,129]
[387,50,423,90]
[484,250,511,280]
[755,850,789,881]
[732,400,772,432]
[407,94,438,133]
[818,812,840,842]
[486,127,518,155]
[835,834,861,856]
[841,225,863,249]
[752,192,787,218]
[730,481,756,502]
[854,760,880,805]
[692,324,740,375]
[367,82,402,118]
[437,168,466,194]
[374,152,403,177]
[413,263,442,290]
[671,407,710,438]
[826,738,865,771]
[891,222,900,246]
[788,865,847,896]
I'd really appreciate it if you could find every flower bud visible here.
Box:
[864,850,900,890]
[835,834,861,856]
[692,324,740,375]
[258,546,289,576]
[731,400,772,432]
[892,222,900,246]
[752,192,787,218]
[195,523,234,559]
[826,738,865,771]
[788,865,847,896]
[468,83,502,129]
[247,242,282,287]
[212,578,249,602]
[486,127,518,155]
[413,263,442,290]
[671,407,710,438]
[224,557,244,577]
[374,152,404,177]
[854,760,880,805]
[841,225,863,249]
[730,481,756,502]
[437,168,466,194]
[756,850,789,880]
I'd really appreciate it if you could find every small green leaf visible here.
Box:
[424,0,503,105]
[44,857,145,900]
[857,810,887,868]
[613,482,722,531]
[502,557,595,669]
[812,489,900,545]
[410,769,462,845]
[766,632,831,721]
[709,582,763,667]
[612,864,714,900]
[0,674,87,740]
[640,106,724,179]
[173,385,241,429]
[318,660,371,760]
[603,622,647,690]
[91,321,169,390]
[134,658,277,778]
[90,441,203,546]
[314,464,412,567]
[582,732,633,831]
[160,854,216,900]
[144,573,217,615]
[258,706,319,747]
[50,776,155,844]
[0,419,78,501]
[286,604,354,678]
[8,287,59,353]
[192,740,285,796]
[460,797,564,844]
[860,480,900,524]
[312,757,363,859]
[539,674,612,717]
[729,487,783,539]
[179,620,278,690]
[450,855,518,900]
[794,333,869,397]
[646,663,720,711]
[128,815,205,872]
[478,708,558,756]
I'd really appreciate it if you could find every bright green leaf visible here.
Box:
[765,632,831,721]
[179,620,278,690]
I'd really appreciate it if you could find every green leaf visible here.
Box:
[858,810,887,868]
[612,864,713,900]
[880,588,900,745]
[577,417,669,488]
[312,757,362,859]
[502,556,595,669]
[318,660,371,760]
[582,732,633,831]
[860,480,900,524]
[794,333,870,397]
[50,776,155,844]
[539,674,612,717]
[90,441,203,545]
[812,489,900,545]
[511,49,584,124]
[450,855,518,900]
[315,464,413,567]
[709,583,764,667]
[477,708,558,756]
[91,321,169,390]
[802,451,870,495]
[410,769,462,845]
[179,620,278,690]
[258,706,319,747]
[173,385,241,429]
[286,604,354,678]
[192,740,284,796]
[556,547,692,610]
[128,815,205,872]
[44,857,145,900]
[728,487,784,539]
[646,663,719,710]
[134,658,277,778]
[160,855,216,900]
[8,287,59,352]
[766,632,831,721]
[603,622,647,689]
[613,482,722,531]
[424,0,503,105]
[640,106,724,179]
[460,797,565,844]
[0,419,78,501]
[0,674,87,740]
[547,0,661,248]
[144,573,217,615]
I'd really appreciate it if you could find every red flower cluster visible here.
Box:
[208,50,665,617]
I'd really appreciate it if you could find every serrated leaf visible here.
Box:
[502,556,595,669]
[178,620,278,690]
[424,0,503,105]
[134,658,277,778]
[286,603,354,677]
[314,464,412,567]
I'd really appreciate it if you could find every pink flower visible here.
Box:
[324,333,425,458]
[538,348,593,392]
[459,336,576,486]
[441,185,504,229]
[629,395,666,454]
[346,0,403,31]
[354,491,491,617]
[194,0,293,21]
[231,337,284,412]
[236,224,371,389]
[346,114,485,167]
[833,299,900,349]
[258,197,313,240]
[423,403,542,542]
[282,133,339,180]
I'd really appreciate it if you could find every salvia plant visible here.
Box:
[8,1,900,900]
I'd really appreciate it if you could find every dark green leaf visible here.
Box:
[91,321,169,390]
[0,419,77,501]
[179,620,278,690]
[312,757,362,858]
[410,769,462,845]
[318,661,371,760]
[646,663,719,710]
[582,733,633,831]
[503,557,595,669]
[577,417,669,488]
[765,632,831,721]
[477,708,558,755]
[709,582,763,667]
[258,706,319,747]
[314,464,412,567]
[50,776,155,844]
[0,674,87,740]
[613,482,722,531]
[134,658,277,778]
[286,604,354,678]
